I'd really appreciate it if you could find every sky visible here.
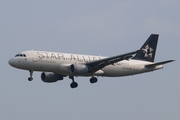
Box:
[0,0,179,120]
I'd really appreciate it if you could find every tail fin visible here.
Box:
[132,34,159,62]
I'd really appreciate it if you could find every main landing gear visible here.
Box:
[28,70,33,81]
[69,76,98,89]
[69,76,78,88]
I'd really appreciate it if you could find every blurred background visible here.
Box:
[0,0,179,120]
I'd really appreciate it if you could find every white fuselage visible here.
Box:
[9,50,163,77]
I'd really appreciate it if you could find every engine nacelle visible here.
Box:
[70,64,89,75]
[41,72,63,83]
[58,64,71,74]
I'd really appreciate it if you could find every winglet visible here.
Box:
[145,60,175,68]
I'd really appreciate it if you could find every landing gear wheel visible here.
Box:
[28,77,33,81]
[69,76,78,88]
[90,77,98,84]
[70,82,78,88]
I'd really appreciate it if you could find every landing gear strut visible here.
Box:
[28,70,33,81]
[69,76,78,88]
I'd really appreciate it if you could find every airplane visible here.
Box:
[8,34,174,88]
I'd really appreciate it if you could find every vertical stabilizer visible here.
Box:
[132,34,159,62]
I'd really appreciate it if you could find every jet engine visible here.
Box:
[70,64,89,74]
[41,72,64,83]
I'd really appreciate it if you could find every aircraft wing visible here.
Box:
[86,50,140,72]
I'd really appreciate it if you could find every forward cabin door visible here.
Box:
[31,51,38,62]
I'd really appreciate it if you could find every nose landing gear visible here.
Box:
[28,70,33,81]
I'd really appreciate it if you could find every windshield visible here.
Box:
[15,54,26,57]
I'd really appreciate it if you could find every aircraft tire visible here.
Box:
[90,77,98,84]
[70,82,78,88]
[28,77,33,81]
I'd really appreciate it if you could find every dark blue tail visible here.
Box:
[132,34,159,62]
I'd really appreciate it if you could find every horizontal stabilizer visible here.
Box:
[145,60,175,68]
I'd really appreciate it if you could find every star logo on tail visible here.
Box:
[142,45,153,58]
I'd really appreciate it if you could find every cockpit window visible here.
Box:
[15,54,26,57]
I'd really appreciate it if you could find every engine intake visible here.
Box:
[41,72,63,83]
[70,64,89,75]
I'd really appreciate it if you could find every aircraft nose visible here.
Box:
[8,58,15,66]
